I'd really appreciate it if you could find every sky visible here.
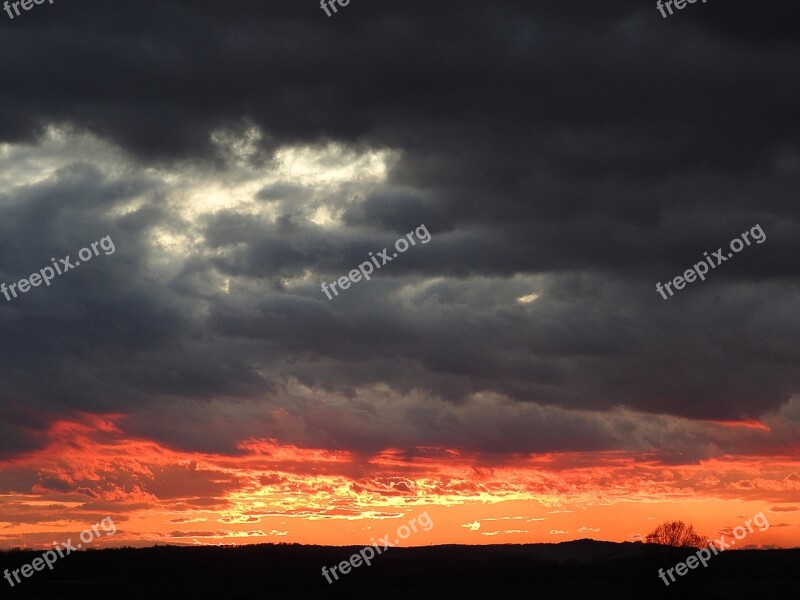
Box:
[1,0,799,550]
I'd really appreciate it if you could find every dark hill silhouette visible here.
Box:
[2,540,798,599]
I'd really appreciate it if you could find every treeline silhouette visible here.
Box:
[1,540,798,599]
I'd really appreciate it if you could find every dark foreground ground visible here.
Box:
[2,540,799,599]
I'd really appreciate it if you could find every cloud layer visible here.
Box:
[1,0,799,518]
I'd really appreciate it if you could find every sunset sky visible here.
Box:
[1,1,799,551]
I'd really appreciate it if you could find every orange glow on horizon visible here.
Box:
[1,415,798,550]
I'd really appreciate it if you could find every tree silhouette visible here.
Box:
[646,521,705,548]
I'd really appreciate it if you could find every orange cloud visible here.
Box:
[1,415,799,548]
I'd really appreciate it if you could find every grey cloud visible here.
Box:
[0,0,799,460]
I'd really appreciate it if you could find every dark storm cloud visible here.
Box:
[1,0,799,458]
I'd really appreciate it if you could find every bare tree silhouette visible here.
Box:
[646,521,705,548]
